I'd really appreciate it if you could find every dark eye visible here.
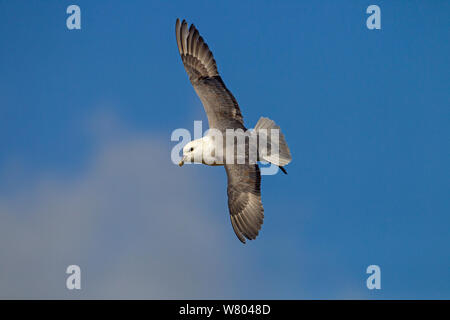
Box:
[190,147,194,152]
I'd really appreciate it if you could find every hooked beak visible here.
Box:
[178,156,185,167]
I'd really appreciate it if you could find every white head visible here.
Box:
[178,136,218,167]
[179,139,203,166]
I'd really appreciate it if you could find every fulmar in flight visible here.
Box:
[175,19,292,243]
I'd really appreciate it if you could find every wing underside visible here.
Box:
[225,164,264,243]
[175,19,244,130]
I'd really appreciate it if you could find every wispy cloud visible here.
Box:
[0,113,248,299]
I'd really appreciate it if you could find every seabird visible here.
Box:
[175,19,292,243]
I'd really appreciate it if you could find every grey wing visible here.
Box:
[225,164,264,243]
[175,19,244,130]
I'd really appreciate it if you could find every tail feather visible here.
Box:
[255,117,292,167]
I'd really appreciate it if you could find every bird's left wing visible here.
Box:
[225,164,264,243]
[175,19,244,130]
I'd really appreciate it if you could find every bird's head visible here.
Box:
[179,139,204,166]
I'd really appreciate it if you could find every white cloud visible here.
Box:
[0,116,248,299]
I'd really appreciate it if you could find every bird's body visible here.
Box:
[175,19,292,243]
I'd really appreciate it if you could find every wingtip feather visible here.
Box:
[175,19,219,79]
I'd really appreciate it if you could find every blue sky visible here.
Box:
[0,0,449,299]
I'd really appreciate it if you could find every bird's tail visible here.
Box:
[254,117,292,169]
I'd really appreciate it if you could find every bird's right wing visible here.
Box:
[175,19,244,130]
[225,164,264,243]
